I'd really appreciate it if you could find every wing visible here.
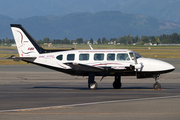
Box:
[64,62,135,73]
[64,62,105,72]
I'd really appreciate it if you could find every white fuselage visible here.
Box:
[32,49,174,75]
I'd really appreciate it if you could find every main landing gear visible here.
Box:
[88,74,122,90]
[113,76,122,89]
[153,75,161,90]
[88,73,98,90]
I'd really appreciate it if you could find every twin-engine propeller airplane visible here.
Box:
[8,24,175,90]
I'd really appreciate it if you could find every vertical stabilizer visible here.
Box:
[11,24,42,57]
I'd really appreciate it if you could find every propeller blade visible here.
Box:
[133,52,138,64]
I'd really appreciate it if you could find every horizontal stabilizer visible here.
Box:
[7,55,36,62]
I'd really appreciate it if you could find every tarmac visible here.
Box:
[0,58,180,120]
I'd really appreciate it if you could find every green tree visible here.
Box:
[102,37,108,44]
[76,38,83,44]
[171,33,179,43]
[141,36,149,43]
[0,39,1,44]
[37,39,43,44]
[10,39,15,44]
[43,37,50,43]
[84,40,88,44]
[90,38,93,44]
[162,39,171,44]
[2,39,5,44]
[157,37,161,45]
[97,38,101,44]
[119,37,126,45]
[110,38,116,42]
[134,35,139,43]
[63,37,71,44]
[159,34,167,42]
[71,40,75,44]
[138,41,144,45]
[5,38,10,45]
[127,39,132,45]
[116,37,121,44]
[126,35,133,45]
[150,36,156,44]
[137,37,143,45]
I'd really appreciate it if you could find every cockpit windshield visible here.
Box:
[129,52,142,59]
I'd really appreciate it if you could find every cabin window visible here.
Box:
[67,54,75,61]
[79,54,89,61]
[56,55,63,61]
[117,53,130,61]
[107,53,115,61]
[94,53,104,61]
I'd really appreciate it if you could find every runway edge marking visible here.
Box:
[0,95,180,113]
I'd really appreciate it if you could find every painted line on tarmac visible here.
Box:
[1,112,180,115]
[0,95,180,113]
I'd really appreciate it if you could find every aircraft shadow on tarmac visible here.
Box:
[32,86,157,90]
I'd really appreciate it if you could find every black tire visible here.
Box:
[88,82,98,90]
[153,82,161,90]
[113,81,122,89]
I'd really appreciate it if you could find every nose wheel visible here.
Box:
[153,82,161,90]
[153,75,161,90]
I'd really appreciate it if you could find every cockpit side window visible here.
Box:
[129,52,142,59]
[117,53,130,61]
[129,53,134,59]
[56,55,63,61]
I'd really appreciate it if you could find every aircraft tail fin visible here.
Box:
[11,24,75,57]
[10,24,45,57]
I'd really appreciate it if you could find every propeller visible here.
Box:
[133,52,143,76]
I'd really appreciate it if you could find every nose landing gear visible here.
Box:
[153,82,161,90]
[153,75,162,90]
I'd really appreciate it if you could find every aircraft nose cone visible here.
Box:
[149,59,175,72]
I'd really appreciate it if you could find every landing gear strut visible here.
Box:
[88,73,98,90]
[153,75,161,90]
[113,76,122,89]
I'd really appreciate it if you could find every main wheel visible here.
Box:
[88,82,98,90]
[153,82,161,90]
[113,81,122,89]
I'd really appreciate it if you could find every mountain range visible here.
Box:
[1,0,180,23]
[1,11,180,40]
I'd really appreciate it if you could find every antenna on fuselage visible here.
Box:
[88,42,93,50]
